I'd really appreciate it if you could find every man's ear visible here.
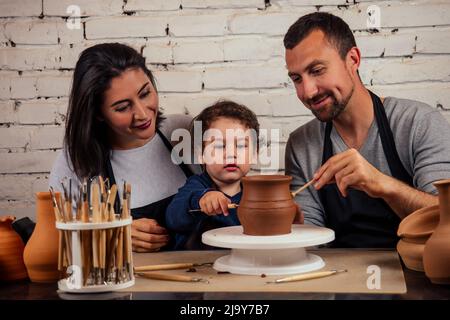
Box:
[346,46,361,75]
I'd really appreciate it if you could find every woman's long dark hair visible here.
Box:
[65,43,163,179]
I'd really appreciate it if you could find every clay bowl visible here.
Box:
[397,205,439,271]
[238,175,296,236]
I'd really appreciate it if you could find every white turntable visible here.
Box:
[202,224,335,275]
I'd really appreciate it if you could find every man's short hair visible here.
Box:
[284,12,356,60]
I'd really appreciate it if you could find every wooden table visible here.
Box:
[1,249,449,300]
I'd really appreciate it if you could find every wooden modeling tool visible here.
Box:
[290,179,315,198]
[135,272,209,283]
[266,269,347,284]
[134,262,213,272]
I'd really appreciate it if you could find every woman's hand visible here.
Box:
[199,191,231,216]
[131,218,170,252]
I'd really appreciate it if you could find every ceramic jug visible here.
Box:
[397,205,439,271]
[238,175,296,235]
[0,215,28,281]
[23,192,60,282]
[423,179,450,284]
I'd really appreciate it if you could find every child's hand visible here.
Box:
[199,191,231,216]
[293,203,304,224]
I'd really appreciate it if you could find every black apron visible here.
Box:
[105,128,193,250]
[318,91,413,248]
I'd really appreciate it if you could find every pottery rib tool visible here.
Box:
[108,184,117,222]
[80,180,92,284]
[123,183,132,280]
[290,179,316,198]
[266,269,347,284]
[105,183,118,281]
[98,176,108,281]
[91,180,101,284]
[135,272,209,283]
[188,203,239,213]
[115,181,127,283]
[134,262,213,272]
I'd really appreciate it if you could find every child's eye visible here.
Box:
[214,144,225,150]
[237,143,247,149]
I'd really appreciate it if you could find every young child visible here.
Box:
[165,100,259,250]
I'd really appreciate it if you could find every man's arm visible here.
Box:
[382,174,438,219]
[313,148,438,219]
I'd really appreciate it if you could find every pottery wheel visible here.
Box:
[202,225,335,275]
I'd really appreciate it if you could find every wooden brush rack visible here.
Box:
[56,218,134,293]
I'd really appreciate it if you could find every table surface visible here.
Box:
[1,249,450,300]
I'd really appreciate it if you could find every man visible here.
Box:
[284,12,450,248]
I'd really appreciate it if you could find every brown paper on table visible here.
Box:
[124,249,406,294]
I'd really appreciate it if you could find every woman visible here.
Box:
[49,43,197,252]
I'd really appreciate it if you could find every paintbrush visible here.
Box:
[50,188,64,272]
[188,203,239,213]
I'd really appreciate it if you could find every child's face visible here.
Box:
[202,117,256,185]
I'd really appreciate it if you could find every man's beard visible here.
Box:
[308,88,353,122]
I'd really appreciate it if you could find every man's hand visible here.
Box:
[131,218,170,253]
[313,148,391,198]
[312,148,438,218]
[199,191,231,216]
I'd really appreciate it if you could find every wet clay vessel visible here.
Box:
[0,215,28,281]
[238,175,296,235]
[397,205,439,271]
[23,192,60,283]
[423,179,450,284]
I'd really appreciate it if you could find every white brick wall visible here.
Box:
[0,0,42,17]
[1,0,450,219]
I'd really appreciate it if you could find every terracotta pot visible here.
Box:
[0,215,28,281]
[238,175,296,235]
[396,205,439,271]
[423,179,450,284]
[23,192,60,283]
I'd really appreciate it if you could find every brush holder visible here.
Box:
[56,218,134,293]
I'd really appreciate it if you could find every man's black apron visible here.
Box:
[105,128,193,250]
[318,91,413,248]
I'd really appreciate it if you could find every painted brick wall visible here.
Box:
[1,0,450,218]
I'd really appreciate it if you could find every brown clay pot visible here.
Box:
[0,215,28,281]
[23,192,60,283]
[397,205,439,271]
[423,179,450,284]
[238,175,296,235]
